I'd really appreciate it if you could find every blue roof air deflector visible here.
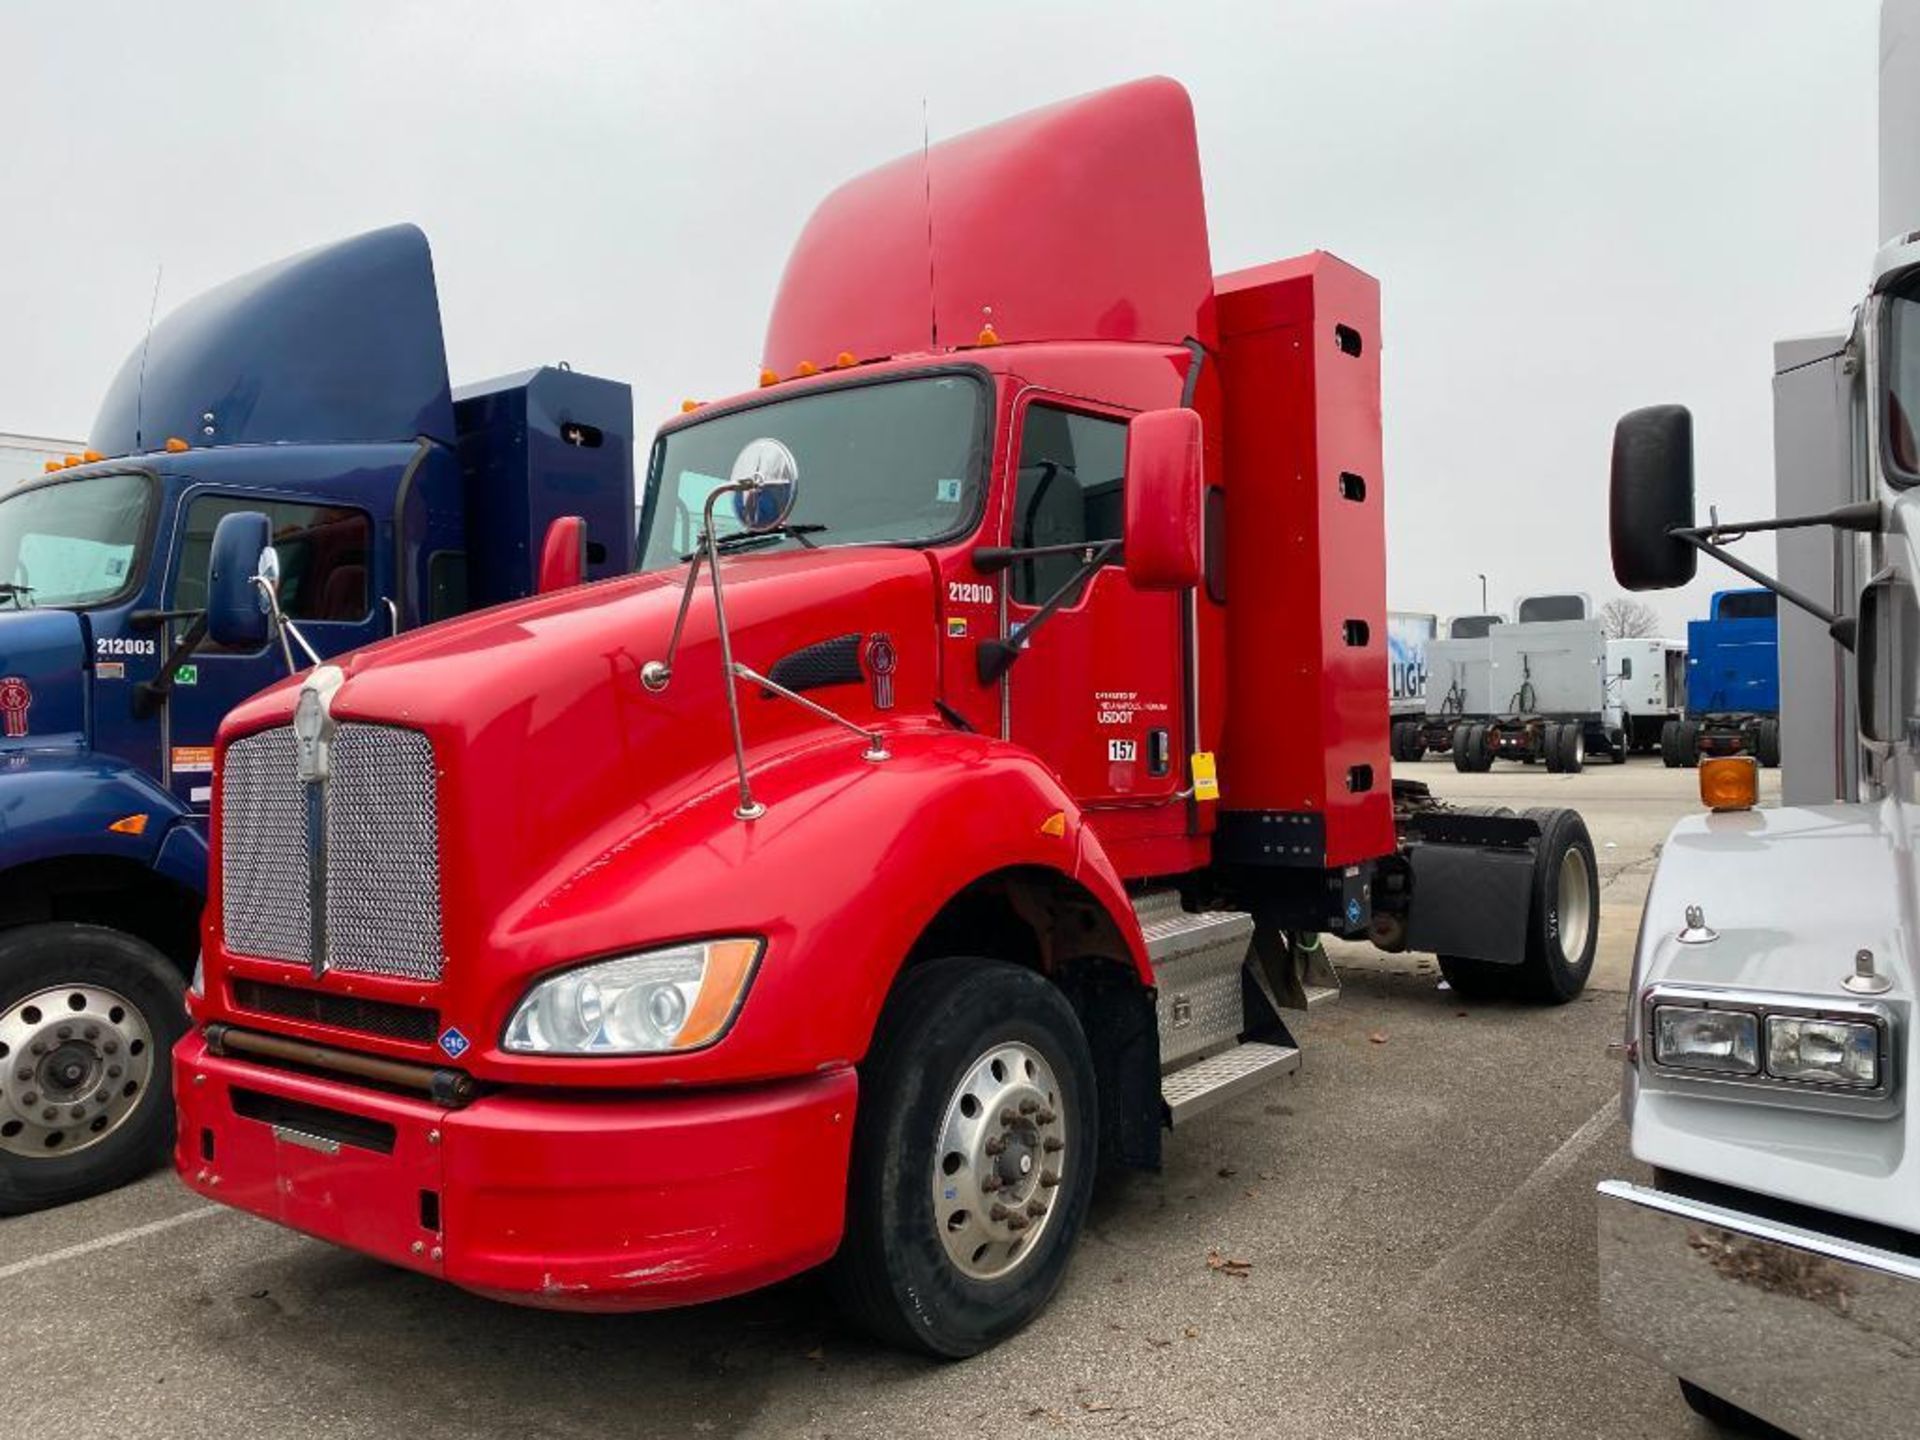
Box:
[90,224,455,456]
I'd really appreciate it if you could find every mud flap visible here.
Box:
[1403,842,1534,964]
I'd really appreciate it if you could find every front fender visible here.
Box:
[470,727,1148,1088]
[0,748,196,879]
[1626,796,1920,1234]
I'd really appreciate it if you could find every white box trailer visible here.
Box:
[1606,636,1688,753]
[0,433,82,489]
[1392,613,1503,761]
[1387,610,1436,717]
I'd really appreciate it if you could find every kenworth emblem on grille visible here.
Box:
[293,666,346,975]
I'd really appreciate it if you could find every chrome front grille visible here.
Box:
[220,722,445,981]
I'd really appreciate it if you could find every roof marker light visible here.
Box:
[42,460,59,473]
[759,368,779,388]
[681,400,702,414]
[61,455,81,468]
[82,450,103,463]
[795,360,818,377]
[835,351,857,369]
[976,322,1000,346]
[165,437,190,453]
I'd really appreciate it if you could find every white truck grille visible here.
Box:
[220,723,445,982]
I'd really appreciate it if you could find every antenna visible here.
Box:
[134,263,163,451]
[922,97,937,350]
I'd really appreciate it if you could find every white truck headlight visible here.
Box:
[1651,1005,1759,1074]
[1766,1016,1881,1088]
[503,938,762,1055]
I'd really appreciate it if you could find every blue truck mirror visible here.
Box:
[207,510,273,649]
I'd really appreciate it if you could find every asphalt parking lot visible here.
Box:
[0,759,1765,1440]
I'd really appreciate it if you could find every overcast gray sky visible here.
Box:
[0,1,1880,628]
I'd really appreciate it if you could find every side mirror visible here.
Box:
[206,511,273,649]
[729,437,801,532]
[538,515,588,594]
[1123,407,1204,591]
[1610,404,1698,591]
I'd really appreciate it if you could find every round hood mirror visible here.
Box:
[729,438,800,532]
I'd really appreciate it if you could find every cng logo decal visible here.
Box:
[865,633,897,710]
[438,1026,471,1059]
[0,677,30,738]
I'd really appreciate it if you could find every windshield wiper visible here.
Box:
[0,583,34,610]
[688,523,829,560]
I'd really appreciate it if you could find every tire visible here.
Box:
[1543,723,1564,773]
[1679,721,1701,768]
[1755,718,1781,769]
[1559,724,1586,774]
[1451,725,1473,772]
[1513,808,1598,1003]
[1660,719,1682,768]
[1608,729,1628,765]
[1677,1379,1778,1434]
[1392,722,1422,763]
[1473,724,1497,772]
[832,957,1099,1357]
[0,923,187,1215]
[1437,954,1518,1001]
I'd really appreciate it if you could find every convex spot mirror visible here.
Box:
[1123,407,1204,591]
[206,510,273,649]
[729,438,800,533]
[1610,404,1698,591]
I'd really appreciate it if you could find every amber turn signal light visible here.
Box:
[1699,755,1759,813]
[165,436,191,453]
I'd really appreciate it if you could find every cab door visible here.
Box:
[160,491,389,812]
[999,395,1188,859]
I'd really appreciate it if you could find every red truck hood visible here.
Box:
[216,543,941,982]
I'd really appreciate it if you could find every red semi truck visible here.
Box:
[175,79,1597,1355]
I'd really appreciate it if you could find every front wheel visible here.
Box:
[1660,719,1683,768]
[0,923,186,1215]
[832,957,1099,1357]
[1755,718,1782,769]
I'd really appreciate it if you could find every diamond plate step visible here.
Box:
[1132,894,1255,1066]
[1302,983,1340,1011]
[1161,1041,1301,1127]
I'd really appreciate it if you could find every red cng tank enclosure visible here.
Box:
[763,77,1217,376]
[1215,253,1394,869]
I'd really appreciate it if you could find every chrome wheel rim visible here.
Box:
[930,1041,1067,1281]
[0,985,155,1158]
[1556,850,1594,963]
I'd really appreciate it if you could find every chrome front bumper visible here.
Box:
[1597,1179,1920,1439]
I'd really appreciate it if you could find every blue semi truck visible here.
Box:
[1658,587,1781,767]
[0,226,634,1212]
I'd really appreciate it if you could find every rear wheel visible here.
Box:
[1470,724,1497,772]
[1608,728,1628,764]
[1755,718,1782,769]
[1515,808,1598,1002]
[833,957,1098,1357]
[1659,719,1682,768]
[0,923,185,1215]
[1559,723,1586,774]
[1543,723,1564,773]
[1451,725,1474,772]
[1679,721,1701,768]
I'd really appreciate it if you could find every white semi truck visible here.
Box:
[1596,4,1920,1433]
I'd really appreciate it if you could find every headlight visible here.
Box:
[1651,1005,1759,1074]
[1766,1015,1881,1088]
[502,938,761,1055]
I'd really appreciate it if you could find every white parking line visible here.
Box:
[1393,1094,1622,1316]
[0,1203,225,1281]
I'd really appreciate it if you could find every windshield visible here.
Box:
[1885,289,1920,484]
[638,373,988,570]
[0,472,151,609]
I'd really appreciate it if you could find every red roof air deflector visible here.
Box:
[764,77,1216,374]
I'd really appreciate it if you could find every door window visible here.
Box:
[173,496,373,626]
[1010,406,1127,604]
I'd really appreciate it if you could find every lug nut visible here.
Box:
[14,1067,29,1081]
[41,1107,56,1121]
[980,1174,1003,1193]
[103,1042,117,1056]
[983,1135,1006,1156]
[1000,1108,1020,1127]
[56,1025,71,1040]
[107,1066,122,1080]
[28,1041,45,1056]
[1025,1199,1047,1218]
[1005,1214,1031,1232]
[1018,1098,1039,1115]
[69,1105,85,1120]
[989,1203,1011,1222]
[1043,1136,1064,1153]
[1040,1171,1061,1188]
[20,1091,36,1107]
[83,1026,99,1041]
[1035,1108,1056,1124]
